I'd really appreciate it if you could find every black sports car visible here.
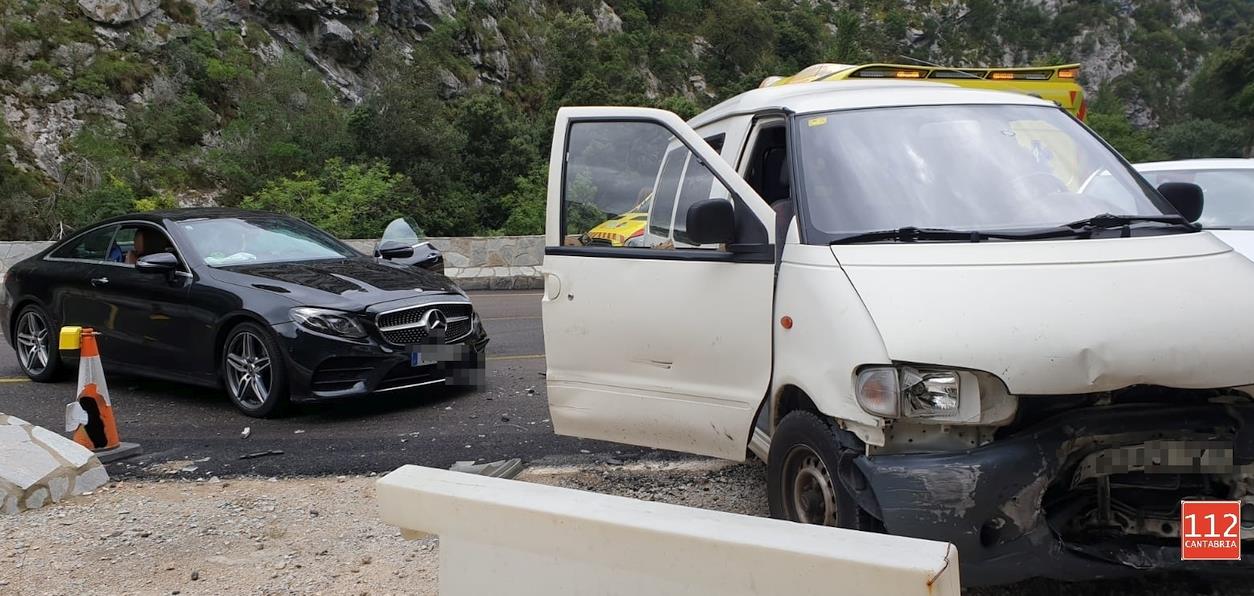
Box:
[1,208,488,416]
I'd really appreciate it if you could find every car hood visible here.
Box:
[213,257,462,311]
[1208,230,1254,261]
[832,232,1254,395]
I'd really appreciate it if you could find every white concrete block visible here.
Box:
[47,475,69,502]
[73,464,109,495]
[0,425,59,490]
[31,426,94,468]
[378,465,960,596]
[24,487,48,510]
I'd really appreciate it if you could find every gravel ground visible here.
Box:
[2,458,1251,595]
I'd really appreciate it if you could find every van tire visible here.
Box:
[767,410,880,530]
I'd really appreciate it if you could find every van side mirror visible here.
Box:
[1158,182,1204,223]
[377,240,415,260]
[135,252,179,274]
[685,199,736,245]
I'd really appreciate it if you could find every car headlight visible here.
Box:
[856,366,961,419]
[624,231,646,247]
[290,307,367,339]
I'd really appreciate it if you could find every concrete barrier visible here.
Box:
[377,465,961,596]
[0,235,544,290]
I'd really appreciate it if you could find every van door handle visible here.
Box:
[90,277,109,287]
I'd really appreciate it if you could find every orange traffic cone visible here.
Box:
[64,328,120,450]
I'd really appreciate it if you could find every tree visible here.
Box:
[208,56,354,204]
[241,159,421,238]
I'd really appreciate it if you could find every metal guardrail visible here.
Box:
[377,465,960,595]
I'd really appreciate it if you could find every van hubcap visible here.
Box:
[226,332,271,407]
[15,311,50,375]
[784,446,837,525]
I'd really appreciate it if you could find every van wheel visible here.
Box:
[222,322,289,418]
[767,410,880,530]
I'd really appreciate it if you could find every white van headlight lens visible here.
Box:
[856,367,900,417]
[856,366,961,419]
[901,368,960,417]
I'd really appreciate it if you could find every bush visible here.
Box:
[241,159,421,238]
[57,176,137,229]
[1155,119,1248,159]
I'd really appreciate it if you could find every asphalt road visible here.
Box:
[0,291,645,478]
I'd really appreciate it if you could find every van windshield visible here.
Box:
[796,104,1176,241]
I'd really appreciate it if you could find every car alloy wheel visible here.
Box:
[226,331,273,409]
[15,310,51,377]
[782,444,839,525]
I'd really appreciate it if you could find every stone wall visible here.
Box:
[0,236,544,290]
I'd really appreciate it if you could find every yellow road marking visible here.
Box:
[0,377,30,383]
[487,354,545,362]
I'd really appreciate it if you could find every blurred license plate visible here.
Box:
[410,344,463,367]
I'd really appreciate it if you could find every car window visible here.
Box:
[1140,169,1254,229]
[109,224,182,267]
[179,216,358,267]
[563,121,732,250]
[50,225,118,261]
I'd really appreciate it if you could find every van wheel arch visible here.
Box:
[772,385,864,451]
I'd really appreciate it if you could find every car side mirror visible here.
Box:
[377,240,415,260]
[135,252,180,273]
[685,199,736,245]
[1158,182,1204,223]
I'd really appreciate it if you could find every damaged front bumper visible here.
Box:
[855,401,1254,586]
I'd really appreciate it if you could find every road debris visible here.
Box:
[239,450,285,460]
[449,458,524,479]
[240,427,251,439]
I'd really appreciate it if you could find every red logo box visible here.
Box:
[1181,500,1242,561]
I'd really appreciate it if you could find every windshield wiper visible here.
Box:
[1062,213,1193,231]
[830,226,1074,245]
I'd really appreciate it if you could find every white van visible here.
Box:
[540,81,1254,585]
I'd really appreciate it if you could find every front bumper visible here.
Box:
[856,402,1254,586]
[275,321,489,402]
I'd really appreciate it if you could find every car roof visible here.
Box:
[93,208,291,226]
[1134,158,1254,172]
[688,80,1056,129]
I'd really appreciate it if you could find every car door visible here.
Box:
[542,107,776,460]
[50,224,120,334]
[82,223,195,373]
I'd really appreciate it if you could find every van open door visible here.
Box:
[541,107,777,460]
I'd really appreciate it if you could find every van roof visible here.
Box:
[687,80,1056,129]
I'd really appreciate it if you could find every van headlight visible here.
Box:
[856,366,961,419]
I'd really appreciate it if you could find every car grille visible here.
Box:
[376,303,474,346]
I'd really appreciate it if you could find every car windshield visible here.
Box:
[1139,168,1254,229]
[796,104,1175,240]
[381,217,427,245]
[178,216,358,267]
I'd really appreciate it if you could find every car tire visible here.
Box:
[221,321,290,418]
[13,305,62,382]
[767,410,880,530]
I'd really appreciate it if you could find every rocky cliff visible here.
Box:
[0,0,1249,239]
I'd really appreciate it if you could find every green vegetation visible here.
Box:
[0,0,1250,240]
[242,159,420,238]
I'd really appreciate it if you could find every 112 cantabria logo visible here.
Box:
[1181,500,1242,561]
